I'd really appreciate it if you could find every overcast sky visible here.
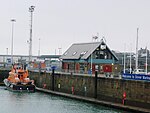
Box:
[0,0,150,56]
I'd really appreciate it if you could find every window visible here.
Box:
[100,51,104,55]
[96,48,99,50]
[80,51,87,55]
[101,45,106,50]
[72,52,77,56]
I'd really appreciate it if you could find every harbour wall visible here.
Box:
[29,71,150,110]
[0,70,9,85]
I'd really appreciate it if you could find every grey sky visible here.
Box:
[0,0,150,55]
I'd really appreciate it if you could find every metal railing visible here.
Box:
[28,67,121,78]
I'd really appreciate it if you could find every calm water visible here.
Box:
[0,86,129,113]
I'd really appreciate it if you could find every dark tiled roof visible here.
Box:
[60,41,118,61]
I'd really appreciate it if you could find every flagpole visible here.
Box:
[123,44,126,74]
[146,46,147,74]
[130,43,132,74]
[135,28,139,71]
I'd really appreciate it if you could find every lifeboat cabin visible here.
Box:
[60,39,119,76]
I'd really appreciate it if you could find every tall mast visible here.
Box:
[135,28,139,70]
[29,6,35,62]
[11,19,16,64]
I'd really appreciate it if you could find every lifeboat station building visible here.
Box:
[60,40,119,75]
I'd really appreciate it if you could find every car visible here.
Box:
[133,69,146,74]
[121,68,132,74]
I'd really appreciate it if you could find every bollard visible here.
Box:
[71,86,74,94]
[43,84,46,89]
[84,86,87,92]
[84,86,87,96]
[58,83,61,89]
[122,91,126,105]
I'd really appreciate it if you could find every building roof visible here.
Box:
[38,55,61,59]
[60,40,118,61]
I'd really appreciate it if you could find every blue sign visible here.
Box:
[122,74,150,81]
[51,66,57,70]
[7,58,11,64]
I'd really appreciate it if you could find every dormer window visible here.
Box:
[96,48,99,50]
[80,51,87,55]
[72,52,77,56]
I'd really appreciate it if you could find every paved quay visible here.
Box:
[36,87,150,113]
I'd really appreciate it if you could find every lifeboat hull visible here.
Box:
[3,79,35,92]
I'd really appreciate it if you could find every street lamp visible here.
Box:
[6,48,8,55]
[29,5,35,62]
[6,47,8,62]
[38,38,40,56]
[11,19,16,64]
[58,48,62,55]
[5,48,8,67]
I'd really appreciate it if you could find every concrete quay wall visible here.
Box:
[0,70,9,83]
[29,71,150,110]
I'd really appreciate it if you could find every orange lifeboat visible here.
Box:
[3,64,35,92]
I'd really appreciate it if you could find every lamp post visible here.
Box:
[38,38,40,56]
[58,48,62,55]
[6,48,8,55]
[129,44,132,74]
[11,19,16,64]
[29,5,35,62]
[6,48,8,64]
[135,28,139,71]
[145,46,148,74]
